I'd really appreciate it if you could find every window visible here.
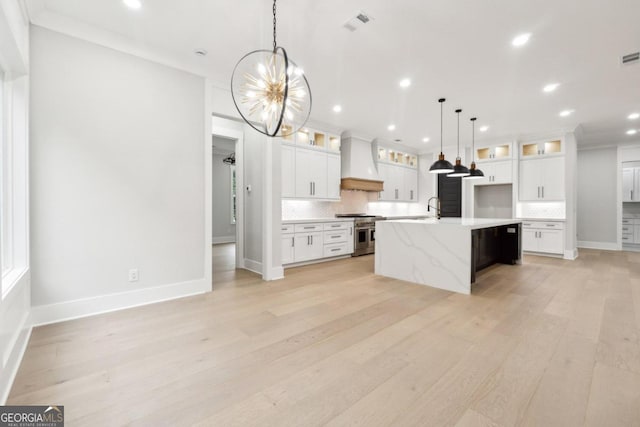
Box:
[1,72,29,298]
[230,165,236,224]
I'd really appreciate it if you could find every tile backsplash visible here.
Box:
[516,201,566,219]
[282,191,428,219]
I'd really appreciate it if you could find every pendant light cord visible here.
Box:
[272,0,277,52]
[439,99,444,154]
[456,110,461,157]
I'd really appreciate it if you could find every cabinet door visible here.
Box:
[623,168,634,201]
[519,160,540,201]
[404,168,418,201]
[327,154,341,199]
[540,157,565,200]
[538,230,563,254]
[492,160,512,184]
[346,225,354,253]
[636,169,640,201]
[295,149,325,198]
[377,163,394,201]
[282,235,295,264]
[522,229,538,252]
[294,232,323,262]
[281,145,295,198]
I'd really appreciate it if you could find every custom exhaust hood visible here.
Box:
[340,132,383,192]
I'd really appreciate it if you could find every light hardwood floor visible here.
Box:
[8,247,640,426]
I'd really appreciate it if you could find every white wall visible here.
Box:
[29,26,209,322]
[577,147,618,247]
[0,0,30,404]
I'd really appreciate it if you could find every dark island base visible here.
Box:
[471,223,522,283]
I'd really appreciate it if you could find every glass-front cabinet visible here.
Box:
[520,139,563,158]
[475,143,512,162]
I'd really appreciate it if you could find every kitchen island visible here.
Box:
[375,218,522,295]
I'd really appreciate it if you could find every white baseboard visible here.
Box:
[212,236,236,244]
[243,259,262,276]
[0,313,32,405]
[265,266,284,281]
[30,278,211,327]
[578,241,619,251]
[564,248,579,260]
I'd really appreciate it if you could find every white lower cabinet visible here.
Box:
[294,232,323,262]
[522,221,564,255]
[283,221,354,266]
[622,218,640,244]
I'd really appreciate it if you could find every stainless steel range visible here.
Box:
[335,213,384,256]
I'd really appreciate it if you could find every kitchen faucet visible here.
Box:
[427,196,442,220]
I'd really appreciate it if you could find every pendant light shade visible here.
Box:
[448,109,470,177]
[429,98,454,174]
[231,0,311,137]
[464,117,485,179]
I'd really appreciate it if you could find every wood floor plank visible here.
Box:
[8,245,640,426]
[584,363,640,427]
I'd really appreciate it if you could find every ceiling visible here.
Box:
[26,0,640,150]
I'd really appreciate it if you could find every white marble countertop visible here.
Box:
[282,218,354,224]
[382,215,430,220]
[380,217,522,230]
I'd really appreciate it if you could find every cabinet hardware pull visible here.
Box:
[309,182,312,195]
[311,235,313,244]
[331,248,341,252]
[546,224,555,227]
[331,235,340,238]
[331,224,340,227]
[542,186,544,198]
[303,226,314,229]
[350,227,353,235]
[291,237,294,247]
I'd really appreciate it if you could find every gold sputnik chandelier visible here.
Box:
[231,0,312,137]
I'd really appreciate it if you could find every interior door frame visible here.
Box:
[211,123,244,270]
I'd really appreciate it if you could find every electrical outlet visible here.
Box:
[128,268,139,282]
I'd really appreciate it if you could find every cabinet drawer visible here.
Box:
[281,224,294,234]
[622,218,633,225]
[622,234,634,242]
[294,223,323,233]
[324,230,348,244]
[324,243,350,257]
[323,221,352,231]
[521,221,564,230]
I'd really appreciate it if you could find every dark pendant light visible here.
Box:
[448,109,470,177]
[464,117,485,179]
[231,0,311,137]
[429,98,454,174]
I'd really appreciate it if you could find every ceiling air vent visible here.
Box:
[621,51,639,66]
[343,11,374,32]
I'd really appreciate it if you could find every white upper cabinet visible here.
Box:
[281,144,295,198]
[519,157,565,201]
[520,139,563,158]
[475,143,512,162]
[327,154,341,199]
[622,167,640,202]
[281,128,341,200]
[375,144,418,202]
[477,160,512,184]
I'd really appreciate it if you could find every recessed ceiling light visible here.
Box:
[628,112,640,120]
[543,83,560,93]
[422,137,430,143]
[479,126,489,132]
[627,129,638,135]
[559,109,574,117]
[332,105,342,113]
[399,78,411,88]
[123,0,142,10]
[511,33,531,47]
[387,124,396,131]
